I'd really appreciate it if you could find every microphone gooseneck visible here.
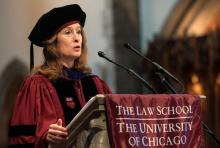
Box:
[124,43,184,93]
[97,51,157,94]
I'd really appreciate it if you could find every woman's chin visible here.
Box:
[72,54,81,59]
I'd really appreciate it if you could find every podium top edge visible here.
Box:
[94,94,207,100]
[199,95,206,99]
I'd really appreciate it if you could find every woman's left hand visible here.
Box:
[46,118,69,144]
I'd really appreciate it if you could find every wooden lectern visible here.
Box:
[50,94,109,148]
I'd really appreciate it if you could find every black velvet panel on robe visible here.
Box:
[51,76,99,125]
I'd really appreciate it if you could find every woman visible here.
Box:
[8,4,112,147]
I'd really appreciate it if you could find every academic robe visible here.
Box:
[8,73,111,148]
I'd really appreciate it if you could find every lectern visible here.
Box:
[51,94,205,148]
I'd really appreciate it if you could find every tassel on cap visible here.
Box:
[30,42,34,71]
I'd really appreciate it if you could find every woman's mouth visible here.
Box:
[74,46,80,49]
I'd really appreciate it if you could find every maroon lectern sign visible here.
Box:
[105,94,205,148]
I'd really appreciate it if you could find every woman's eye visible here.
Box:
[62,28,81,35]
[64,30,71,34]
[77,30,81,34]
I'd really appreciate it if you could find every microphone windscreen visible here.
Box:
[98,51,105,57]
[123,43,131,49]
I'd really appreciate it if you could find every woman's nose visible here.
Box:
[72,32,80,42]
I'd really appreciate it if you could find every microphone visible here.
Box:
[98,51,157,94]
[124,43,184,92]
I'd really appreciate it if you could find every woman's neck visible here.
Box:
[60,58,74,68]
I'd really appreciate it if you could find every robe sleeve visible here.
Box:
[9,74,64,148]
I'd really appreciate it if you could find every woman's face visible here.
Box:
[56,22,82,61]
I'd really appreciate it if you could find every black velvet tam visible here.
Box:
[28,4,86,47]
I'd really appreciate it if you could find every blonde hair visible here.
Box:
[32,29,91,79]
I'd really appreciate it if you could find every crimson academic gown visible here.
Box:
[8,73,111,147]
